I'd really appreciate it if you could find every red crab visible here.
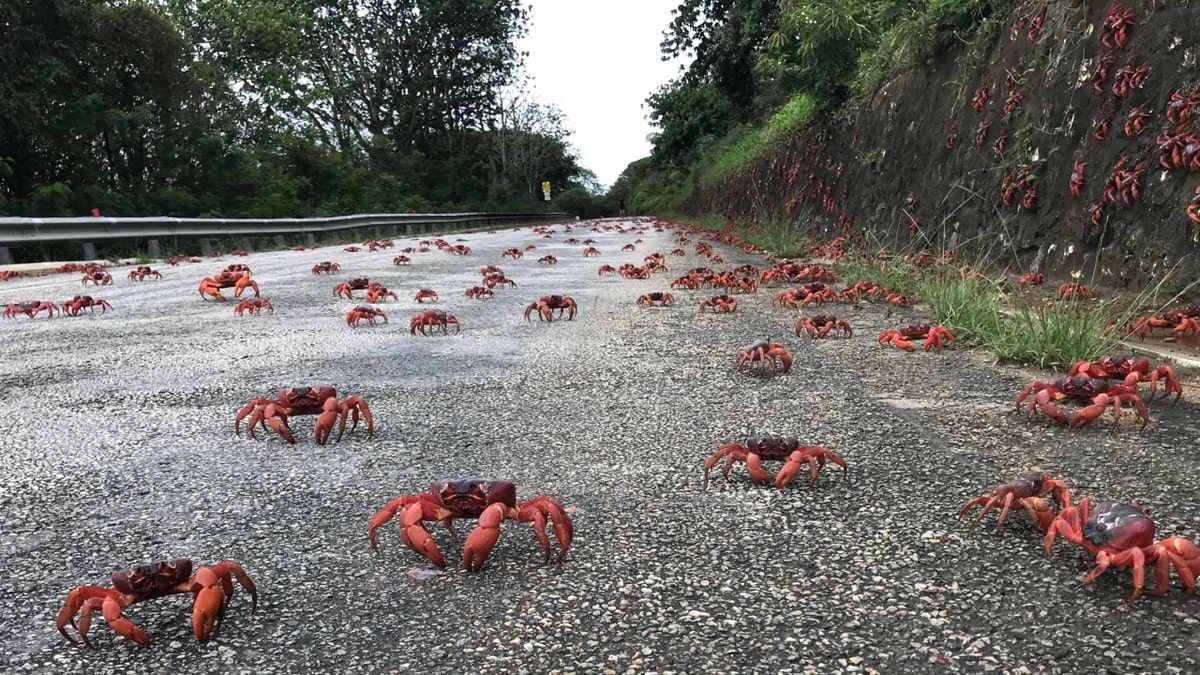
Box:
[797,315,851,339]
[971,86,989,112]
[598,265,617,275]
[236,386,373,444]
[1067,356,1182,402]
[1016,376,1149,429]
[1069,162,1086,198]
[312,261,341,275]
[524,295,577,322]
[1058,283,1090,300]
[127,266,162,281]
[1018,272,1047,288]
[392,255,411,265]
[1166,89,1200,127]
[878,324,956,352]
[1004,90,1023,115]
[946,124,958,149]
[198,271,257,301]
[975,121,991,146]
[413,288,438,303]
[410,309,460,335]
[1111,62,1148,99]
[501,248,523,259]
[539,255,558,264]
[346,305,387,327]
[1045,498,1200,601]
[61,296,113,316]
[333,278,371,299]
[81,267,113,285]
[1124,107,1150,136]
[1123,308,1200,339]
[735,339,793,374]
[699,294,738,313]
[2,301,59,318]
[56,558,256,647]
[703,436,848,488]
[958,473,1072,533]
[1092,51,1116,95]
[465,286,494,299]
[483,274,517,289]
[582,246,601,257]
[365,282,398,303]
[637,292,674,307]
[367,478,573,572]
[1101,2,1134,50]
[234,298,274,316]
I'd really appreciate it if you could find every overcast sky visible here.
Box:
[517,1,688,189]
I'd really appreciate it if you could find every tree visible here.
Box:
[661,0,779,112]
[646,79,735,165]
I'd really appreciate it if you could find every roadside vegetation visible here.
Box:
[615,0,1011,212]
[712,218,1140,368]
[0,2,614,223]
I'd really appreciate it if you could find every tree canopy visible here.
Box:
[0,0,596,217]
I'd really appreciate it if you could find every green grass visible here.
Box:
[834,256,1125,367]
[834,255,924,300]
[920,276,1003,348]
[988,302,1121,369]
[699,94,817,187]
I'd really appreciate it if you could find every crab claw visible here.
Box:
[401,502,446,567]
[191,567,226,642]
[1068,395,1111,429]
[774,452,805,488]
[463,502,506,572]
[314,398,340,445]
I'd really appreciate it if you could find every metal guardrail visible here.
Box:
[0,212,570,245]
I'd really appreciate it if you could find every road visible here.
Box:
[1,217,1198,674]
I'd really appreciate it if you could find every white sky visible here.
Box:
[517,1,688,189]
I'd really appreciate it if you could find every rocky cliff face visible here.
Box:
[687,0,1200,292]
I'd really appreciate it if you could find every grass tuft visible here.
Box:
[988,302,1121,369]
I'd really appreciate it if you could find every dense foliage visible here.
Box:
[0,0,601,218]
[616,0,1010,212]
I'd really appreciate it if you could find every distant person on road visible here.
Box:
[618,199,626,217]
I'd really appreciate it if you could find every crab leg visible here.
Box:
[1081,547,1147,602]
[514,496,574,563]
[56,586,120,647]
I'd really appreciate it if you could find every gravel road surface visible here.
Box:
[1,217,1198,674]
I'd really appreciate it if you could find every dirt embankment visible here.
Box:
[687,0,1200,293]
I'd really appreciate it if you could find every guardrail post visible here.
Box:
[81,242,97,260]
[199,238,213,256]
[241,236,254,252]
[352,228,362,241]
[404,223,413,236]
[0,246,12,265]
[147,239,162,259]
[374,227,383,239]
[274,235,286,248]
[305,233,316,246]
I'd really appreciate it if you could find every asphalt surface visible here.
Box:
[1,217,1199,674]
